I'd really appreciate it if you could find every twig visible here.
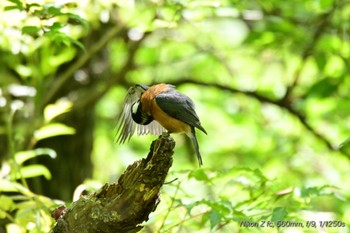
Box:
[157,181,181,232]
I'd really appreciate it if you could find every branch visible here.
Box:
[283,3,337,99]
[175,80,346,157]
[51,133,175,233]
[73,32,151,112]
[44,23,125,106]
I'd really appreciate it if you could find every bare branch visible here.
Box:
[175,80,347,158]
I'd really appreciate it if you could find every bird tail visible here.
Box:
[190,127,203,166]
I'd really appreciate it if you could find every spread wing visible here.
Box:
[155,88,207,134]
[115,85,165,144]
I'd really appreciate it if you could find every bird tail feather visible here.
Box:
[190,127,203,166]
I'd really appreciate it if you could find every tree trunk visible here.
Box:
[31,108,94,201]
[51,133,175,233]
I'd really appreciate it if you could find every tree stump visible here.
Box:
[51,133,175,233]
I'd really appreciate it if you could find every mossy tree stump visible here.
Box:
[51,134,175,233]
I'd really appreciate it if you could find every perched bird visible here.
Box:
[115,83,207,166]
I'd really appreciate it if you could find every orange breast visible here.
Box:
[140,83,190,134]
[151,99,191,135]
[140,83,168,115]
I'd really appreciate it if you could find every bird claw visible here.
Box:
[161,132,171,138]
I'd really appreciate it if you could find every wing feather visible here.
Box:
[155,88,207,134]
[115,85,165,144]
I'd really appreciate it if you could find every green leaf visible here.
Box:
[0,180,33,197]
[315,52,327,71]
[7,0,21,4]
[339,137,350,155]
[44,100,73,123]
[27,3,41,9]
[15,148,57,165]
[306,78,339,98]
[0,209,7,219]
[4,5,20,11]
[300,185,334,197]
[252,168,268,182]
[44,31,85,51]
[46,5,62,15]
[0,195,15,212]
[22,26,41,36]
[188,169,209,181]
[19,164,52,180]
[271,207,288,222]
[65,12,89,28]
[209,210,222,229]
[320,0,333,9]
[5,0,24,10]
[73,39,85,51]
[49,22,63,31]
[34,123,75,141]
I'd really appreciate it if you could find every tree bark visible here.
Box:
[51,133,175,233]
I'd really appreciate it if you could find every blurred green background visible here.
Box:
[0,0,350,232]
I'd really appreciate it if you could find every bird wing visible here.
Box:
[155,88,207,134]
[115,85,166,144]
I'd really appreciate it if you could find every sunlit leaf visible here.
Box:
[5,0,24,11]
[306,78,339,98]
[339,137,350,155]
[314,52,327,71]
[49,22,63,31]
[204,199,232,216]
[271,207,288,222]
[44,31,85,51]
[15,148,57,165]
[320,0,333,9]
[252,168,268,182]
[0,195,15,212]
[71,38,85,51]
[0,180,33,197]
[44,100,73,123]
[4,5,20,11]
[5,224,22,233]
[22,26,41,36]
[34,123,75,141]
[27,3,41,9]
[46,5,62,15]
[0,209,7,219]
[19,165,52,180]
[209,210,221,229]
[64,12,89,28]
[300,185,335,198]
[188,169,209,181]
[7,0,22,4]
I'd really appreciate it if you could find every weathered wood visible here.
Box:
[51,133,175,233]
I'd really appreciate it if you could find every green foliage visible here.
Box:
[0,149,60,232]
[1,0,350,232]
[144,167,346,232]
[1,1,86,230]
[4,0,87,50]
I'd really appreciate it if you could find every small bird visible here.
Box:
[115,83,207,166]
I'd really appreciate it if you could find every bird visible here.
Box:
[115,83,207,166]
